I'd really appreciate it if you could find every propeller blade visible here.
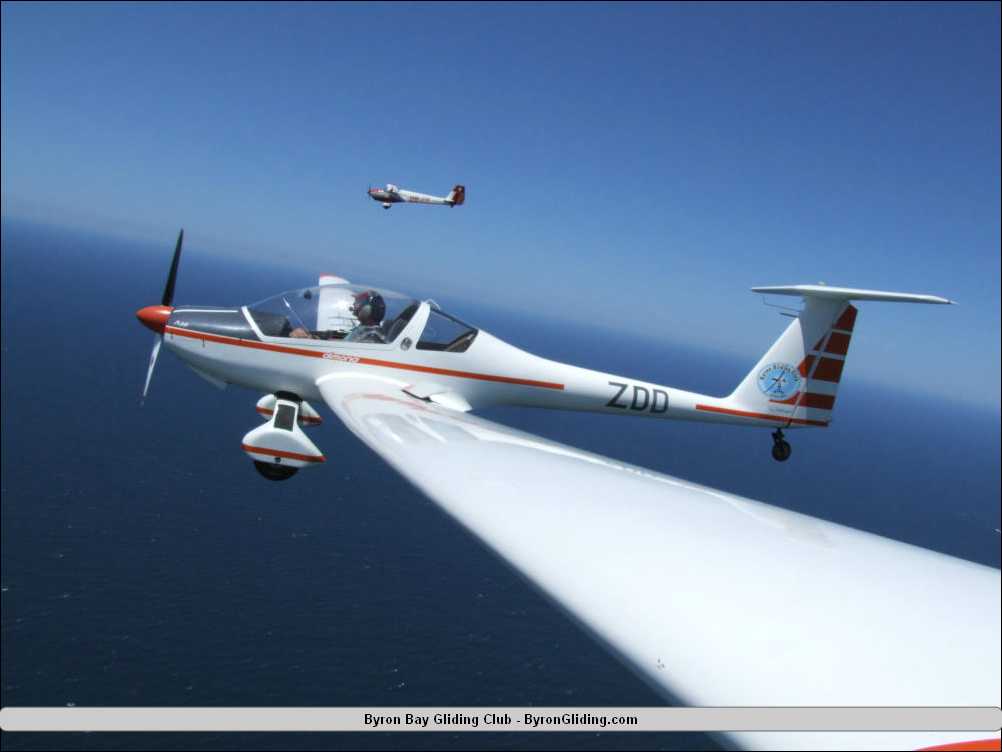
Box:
[142,334,163,402]
[161,229,184,306]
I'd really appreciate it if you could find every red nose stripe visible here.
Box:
[136,305,173,334]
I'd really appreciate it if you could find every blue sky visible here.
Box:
[3,2,999,407]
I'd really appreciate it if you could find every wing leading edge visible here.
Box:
[317,374,1000,751]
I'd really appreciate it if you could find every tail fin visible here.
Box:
[728,286,953,427]
[446,184,465,206]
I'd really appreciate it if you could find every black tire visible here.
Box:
[771,440,792,462]
[253,460,298,481]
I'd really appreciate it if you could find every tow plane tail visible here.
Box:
[446,184,465,206]
[725,286,954,428]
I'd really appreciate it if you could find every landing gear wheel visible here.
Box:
[771,440,792,462]
[253,460,298,481]
[771,429,792,462]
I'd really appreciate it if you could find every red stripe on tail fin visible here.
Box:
[834,304,858,331]
[802,392,836,410]
[825,331,852,356]
[813,357,845,383]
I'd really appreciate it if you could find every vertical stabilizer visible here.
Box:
[728,297,852,427]
[446,185,465,206]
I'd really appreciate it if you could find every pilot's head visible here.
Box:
[352,290,386,327]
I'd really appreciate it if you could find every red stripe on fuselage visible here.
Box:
[166,326,565,391]
[695,404,829,427]
[241,444,326,462]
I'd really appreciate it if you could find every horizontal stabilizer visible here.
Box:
[752,285,954,305]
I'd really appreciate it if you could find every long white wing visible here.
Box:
[317,374,1000,751]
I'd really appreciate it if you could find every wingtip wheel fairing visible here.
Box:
[135,237,998,750]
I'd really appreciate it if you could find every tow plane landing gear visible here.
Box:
[771,428,792,462]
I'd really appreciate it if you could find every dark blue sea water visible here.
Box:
[2,219,999,751]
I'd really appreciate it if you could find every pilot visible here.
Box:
[345,289,387,343]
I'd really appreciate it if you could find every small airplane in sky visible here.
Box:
[367,182,465,209]
[134,231,998,751]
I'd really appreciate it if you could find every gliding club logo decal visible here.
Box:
[757,363,801,400]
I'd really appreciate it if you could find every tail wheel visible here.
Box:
[771,429,792,462]
[771,440,792,462]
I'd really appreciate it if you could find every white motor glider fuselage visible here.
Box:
[144,281,954,434]
[157,301,792,428]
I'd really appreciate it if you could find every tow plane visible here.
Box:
[367,182,465,209]
[135,230,999,751]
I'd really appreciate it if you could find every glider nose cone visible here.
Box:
[136,305,173,334]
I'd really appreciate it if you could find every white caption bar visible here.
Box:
[1,707,1000,732]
